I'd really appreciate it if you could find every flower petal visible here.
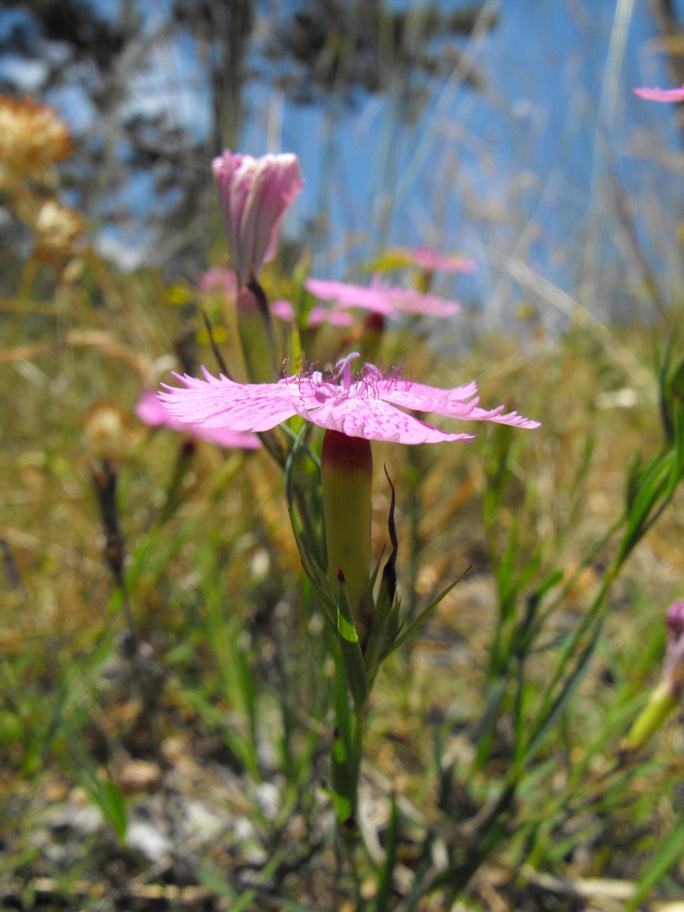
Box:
[386,288,460,317]
[159,372,301,432]
[138,388,260,448]
[308,305,356,327]
[305,397,474,445]
[465,404,541,429]
[403,246,478,273]
[379,379,479,413]
[306,277,460,319]
[305,278,396,315]
[634,85,684,102]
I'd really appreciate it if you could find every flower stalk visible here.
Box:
[236,279,277,384]
[321,429,374,644]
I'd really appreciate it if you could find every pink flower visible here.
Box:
[663,600,684,697]
[136,389,261,449]
[634,85,684,102]
[306,279,396,316]
[305,277,460,321]
[666,600,684,641]
[212,151,304,284]
[381,287,460,317]
[270,298,296,322]
[198,267,238,296]
[402,246,478,274]
[308,306,356,328]
[158,353,539,446]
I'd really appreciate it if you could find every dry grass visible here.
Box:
[2,246,684,910]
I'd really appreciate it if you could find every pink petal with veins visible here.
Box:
[136,389,261,449]
[159,354,539,446]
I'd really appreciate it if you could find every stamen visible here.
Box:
[334,352,361,390]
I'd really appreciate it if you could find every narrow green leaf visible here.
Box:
[336,568,369,709]
[289,318,303,378]
[278,899,328,912]
[374,796,400,911]
[626,815,684,910]
[523,620,603,766]
[100,779,128,844]
[389,567,470,655]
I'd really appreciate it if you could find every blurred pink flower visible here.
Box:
[270,298,296,322]
[634,85,684,102]
[666,600,684,641]
[306,279,395,316]
[259,297,356,327]
[308,306,356,328]
[159,353,539,446]
[664,600,684,695]
[136,389,261,449]
[305,277,460,321]
[212,151,304,284]
[198,267,238,296]
[382,287,460,317]
[402,246,478,274]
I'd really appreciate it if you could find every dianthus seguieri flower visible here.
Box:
[305,277,460,321]
[159,353,539,636]
[158,352,539,444]
[212,150,304,285]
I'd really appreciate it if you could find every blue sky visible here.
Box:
[236,0,684,331]
[2,0,683,330]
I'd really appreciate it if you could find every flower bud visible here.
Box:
[212,150,303,285]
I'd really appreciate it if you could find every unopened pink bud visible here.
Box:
[212,150,303,285]
[666,600,684,641]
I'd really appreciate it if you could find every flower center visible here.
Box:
[295,353,406,408]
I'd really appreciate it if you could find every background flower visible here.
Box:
[305,277,460,322]
[198,267,238,297]
[212,150,304,284]
[0,96,72,190]
[633,85,684,102]
[401,246,478,273]
[136,389,261,449]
